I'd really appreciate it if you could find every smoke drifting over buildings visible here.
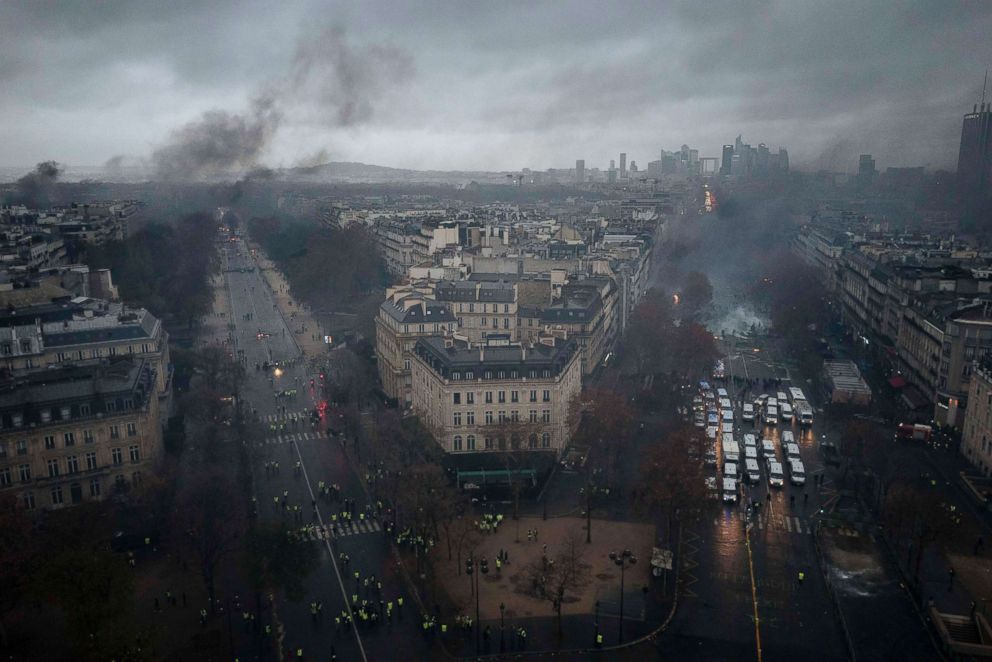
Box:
[7,160,63,207]
[150,27,413,181]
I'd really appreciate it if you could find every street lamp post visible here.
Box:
[594,599,600,644]
[466,554,489,653]
[609,549,637,644]
[499,601,506,652]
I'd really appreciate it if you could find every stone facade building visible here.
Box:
[409,334,581,457]
[0,358,162,510]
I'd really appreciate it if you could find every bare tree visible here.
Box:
[177,469,244,611]
[525,531,591,637]
[637,427,713,542]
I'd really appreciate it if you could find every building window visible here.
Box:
[485,411,494,425]
[129,445,140,463]
[66,456,79,474]
[453,436,463,451]
[132,472,141,487]
[89,478,101,497]
[85,452,97,470]
[466,371,474,380]
[80,404,91,416]
[0,467,10,487]
[106,400,117,413]
[50,485,63,506]
[530,390,537,402]
[453,393,461,405]
[466,412,475,425]
[504,318,509,329]
[18,464,30,482]
[511,411,519,422]
[453,412,462,426]
[498,411,506,423]
[44,435,56,450]
[47,459,60,478]
[110,425,120,440]
[64,432,75,447]
[542,410,551,423]
[84,430,95,444]
[16,440,26,455]
[543,390,551,402]
[528,434,538,449]
[126,422,137,437]
[22,492,34,510]
[60,407,71,420]
[404,359,411,371]
[492,318,498,328]
[484,437,493,450]
[466,392,475,405]
[529,410,538,423]
[511,391,519,403]
[542,433,551,448]
[498,391,506,403]
[112,448,123,466]
[485,392,493,404]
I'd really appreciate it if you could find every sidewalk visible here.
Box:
[249,243,330,360]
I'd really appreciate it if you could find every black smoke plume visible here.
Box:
[6,161,63,208]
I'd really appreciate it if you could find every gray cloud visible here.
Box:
[0,1,990,173]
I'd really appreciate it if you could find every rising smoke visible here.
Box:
[6,160,63,208]
[151,27,414,181]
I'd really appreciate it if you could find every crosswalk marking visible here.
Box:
[263,410,312,423]
[750,513,811,536]
[288,519,382,543]
[256,431,325,446]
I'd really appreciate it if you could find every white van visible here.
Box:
[761,439,776,460]
[781,430,795,445]
[767,460,785,487]
[722,422,735,435]
[724,462,738,478]
[719,397,732,410]
[745,446,758,461]
[789,459,806,486]
[767,397,778,409]
[785,443,801,461]
[780,402,794,422]
[776,391,788,404]
[788,386,806,404]
[717,388,729,399]
[745,458,761,484]
[721,409,734,423]
[742,403,755,422]
[706,425,718,440]
[765,405,779,425]
[743,433,757,448]
[722,477,738,502]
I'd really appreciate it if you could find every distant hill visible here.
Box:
[283,161,509,185]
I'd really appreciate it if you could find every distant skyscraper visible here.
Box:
[958,101,992,199]
[610,159,616,170]
[620,153,627,177]
[720,145,734,175]
[857,154,877,186]
[575,159,585,183]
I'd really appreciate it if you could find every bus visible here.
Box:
[788,387,807,404]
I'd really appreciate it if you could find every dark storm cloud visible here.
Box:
[0,1,990,172]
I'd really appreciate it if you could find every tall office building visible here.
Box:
[958,102,992,199]
[720,145,734,175]
[575,159,585,183]
[857,154,877,186]
[619,153,627,177]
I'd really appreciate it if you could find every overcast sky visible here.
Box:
[2,1,991,174]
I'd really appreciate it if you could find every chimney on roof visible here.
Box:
[479,345,485,362]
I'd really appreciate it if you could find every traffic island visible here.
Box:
[431,515,673,655]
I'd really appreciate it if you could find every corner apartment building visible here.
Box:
[410,334,581,457]
[434,279,519,343]
[0,358,162,510]
[375,287,456,405]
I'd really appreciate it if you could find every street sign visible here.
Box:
[651,547,673,570]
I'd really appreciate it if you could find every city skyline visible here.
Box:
[2,2,991,174]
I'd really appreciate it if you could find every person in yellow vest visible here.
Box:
[596,632,604,647]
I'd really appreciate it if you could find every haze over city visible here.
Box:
[3,1,992,174]
[3,3,992,662]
